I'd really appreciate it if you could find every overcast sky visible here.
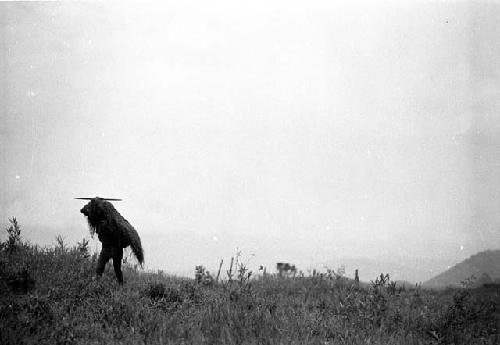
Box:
[1,1,500,282]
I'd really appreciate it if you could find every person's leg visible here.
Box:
[112,248,124,284]
[96,248,111,277]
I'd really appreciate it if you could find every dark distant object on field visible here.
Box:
[276,262,297,277]
[78,197,144,265]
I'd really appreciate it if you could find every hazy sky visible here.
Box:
[2,1,500,282]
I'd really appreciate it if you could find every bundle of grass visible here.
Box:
[79,197,144,265]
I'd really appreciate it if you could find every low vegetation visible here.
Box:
[1,218,499,344]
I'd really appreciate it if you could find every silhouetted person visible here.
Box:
[94,219,123,284]
[79,197,144,284]
[79,207,124,284]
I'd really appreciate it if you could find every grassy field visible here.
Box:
[1,231,499,344]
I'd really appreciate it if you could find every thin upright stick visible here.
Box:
[227,257,234,281]
[216,259,224,282]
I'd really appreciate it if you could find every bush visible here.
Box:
[4,218,21,254]
[195,265,214,286]
[0,218,36,294]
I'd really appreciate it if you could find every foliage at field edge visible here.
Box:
[1,218,499,345]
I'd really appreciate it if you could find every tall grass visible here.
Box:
[1,223,499,344]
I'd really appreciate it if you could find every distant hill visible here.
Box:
[423,249,500,289]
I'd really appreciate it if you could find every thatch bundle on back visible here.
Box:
[80,197,144,265]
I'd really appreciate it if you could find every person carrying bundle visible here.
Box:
[77,197,144,284]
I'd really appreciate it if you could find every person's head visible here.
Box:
[80,197,114,234]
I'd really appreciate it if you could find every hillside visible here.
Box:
[1,234,499,344]
[423,249,500,289]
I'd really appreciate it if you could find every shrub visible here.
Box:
[77,238,90,258]
[4,218,21,254]
[195,265,214,286]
